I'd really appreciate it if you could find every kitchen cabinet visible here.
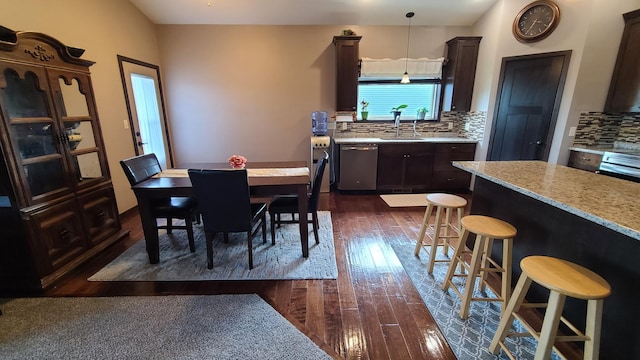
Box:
[431,143,476,190]
[0,27,128,291]
[377,143,434,192]
[605,9,640,113]
[441,37,482,112]
[567,150,602,173]
[333,35,361,112]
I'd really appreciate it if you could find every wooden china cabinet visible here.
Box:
[0,26,127,292]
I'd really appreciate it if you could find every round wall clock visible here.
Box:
[513,0,561,43]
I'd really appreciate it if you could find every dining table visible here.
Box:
[131,161,310,264]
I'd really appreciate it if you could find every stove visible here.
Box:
[599,149,640,182]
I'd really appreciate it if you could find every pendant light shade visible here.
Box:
[401,12,414,84]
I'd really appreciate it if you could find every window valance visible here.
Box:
[359,57,445,80]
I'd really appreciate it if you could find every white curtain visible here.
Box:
[360,57,445,80]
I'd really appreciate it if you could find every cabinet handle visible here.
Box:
[581,157,590,161]
[59,226,69,240]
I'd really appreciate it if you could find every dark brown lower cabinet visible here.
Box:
[431,143,476,190]
[377,143,434,192]
[567,150,602,172]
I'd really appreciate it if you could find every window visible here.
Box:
[357,81,440,121]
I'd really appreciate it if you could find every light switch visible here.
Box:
[123,120,129,129]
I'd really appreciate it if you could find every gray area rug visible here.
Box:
[90,211,337,281]
[392,242,561,360]
[0,294,332,360]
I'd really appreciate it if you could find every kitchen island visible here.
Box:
[453,160,639,360]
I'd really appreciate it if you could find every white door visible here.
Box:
[119,56,173,169]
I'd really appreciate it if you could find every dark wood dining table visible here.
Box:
[131,161,310,264]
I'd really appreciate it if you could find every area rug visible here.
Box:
[380,193,429,207]
[391,242,561,360]
[89,211,337,281]
[0,294,332,360]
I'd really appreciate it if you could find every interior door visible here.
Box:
[118,56,174,169]
[487,51,571,161]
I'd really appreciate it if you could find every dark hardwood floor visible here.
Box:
[32,191,580,359]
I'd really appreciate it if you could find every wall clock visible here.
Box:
[512,0,561,43]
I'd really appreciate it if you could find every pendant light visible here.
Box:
[401,11,415,84]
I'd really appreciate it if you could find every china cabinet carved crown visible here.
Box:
[0,25,127,292]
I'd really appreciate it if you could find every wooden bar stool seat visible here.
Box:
[490,256,611,360]
[442,215,517,319]
[413,193,467,274]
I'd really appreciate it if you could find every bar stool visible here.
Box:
[413,193,467,274]
[490,256,611,360]
[442,215,517,319]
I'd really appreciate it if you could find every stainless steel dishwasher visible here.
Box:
[338,144,378,190]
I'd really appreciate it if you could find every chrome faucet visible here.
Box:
[394,113,401,137]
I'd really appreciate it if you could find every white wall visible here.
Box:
[2,0,162,212]
[156,25,473,166]
[471,0,639,164]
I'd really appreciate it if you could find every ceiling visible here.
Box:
[129,0,498,26]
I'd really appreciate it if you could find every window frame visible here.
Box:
[357,78,442,122]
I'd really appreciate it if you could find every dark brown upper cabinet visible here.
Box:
[441,37,482,113]
[605,9,640,113]
[333,36,362,112]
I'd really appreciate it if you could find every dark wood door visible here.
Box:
[488,51,571,161]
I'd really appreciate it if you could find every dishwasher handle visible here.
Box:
[341,145,378,151]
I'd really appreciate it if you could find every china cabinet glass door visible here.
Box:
[0,64,73,205]
[49,69,108,188]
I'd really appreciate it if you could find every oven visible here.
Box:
[598,151,640,183]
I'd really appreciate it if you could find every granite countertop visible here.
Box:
[334,136,477,144]
[453,160,640,241]
[570,141,640,155]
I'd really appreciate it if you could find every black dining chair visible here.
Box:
[268,151,328,245]
[120,153,198,252]
[187,168,267,269]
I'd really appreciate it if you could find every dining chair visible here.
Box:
[120,153,198,252]
[268,150,328,245]
[187,168,267,269]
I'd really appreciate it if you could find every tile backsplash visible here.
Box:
[573,112,640,146]
[333,111,486,142]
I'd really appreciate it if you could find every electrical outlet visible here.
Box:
[341,122,348,130]
[569,126,576,136]
[464,122,470,131]
[448,122,454,130]
[123,120,129,129]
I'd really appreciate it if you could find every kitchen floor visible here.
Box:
[41,191,582,360]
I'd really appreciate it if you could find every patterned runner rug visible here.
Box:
[89,211,337,281]
[391,242,561,360]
